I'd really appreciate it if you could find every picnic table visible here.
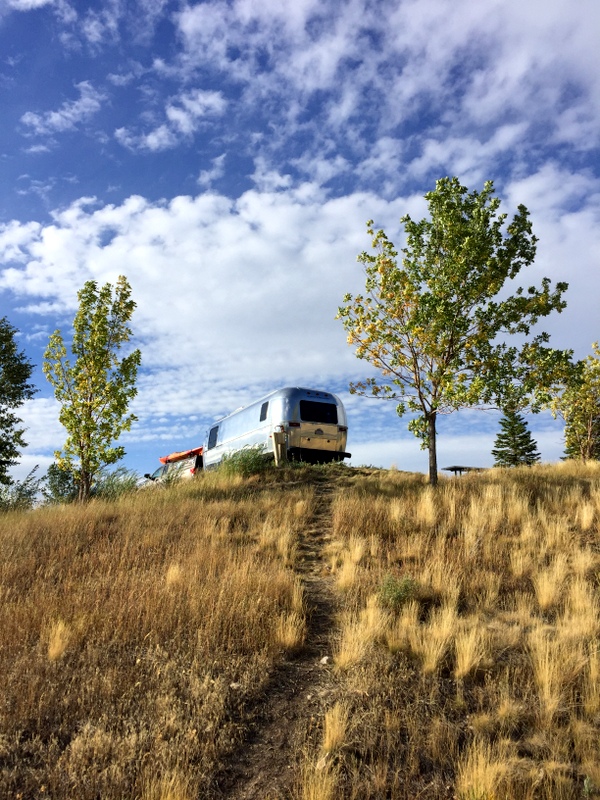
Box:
[441,465,485,476]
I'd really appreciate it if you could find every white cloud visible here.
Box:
[250,159,294,192]
[4,0,54,9]
[198,154,226,188]
[20,80,106,137]
[139,124,178,152]
[8,453,54,485]
[0,185,404,438]
[7,398,64,482]
[166,89,227,134]
[503,165,600,358]
[292,153,350,186]
[23,143,53,154]
[0,219,42,263]
[406,125,529,186]
[115,88,227,152]
[165,0,600,198]
[17,397,64,451]
[1,168,597,446]
[107,69,139,87]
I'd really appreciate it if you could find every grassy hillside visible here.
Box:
[1,462,600,799]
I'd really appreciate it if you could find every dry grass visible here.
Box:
[321,701,350,754]
[454,618,489,681]
[324,461,600,798]
[3,461,600,799]
[295,759,339,800]
[0,471,312,799]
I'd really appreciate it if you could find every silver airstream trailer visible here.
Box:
[203,387,350,469]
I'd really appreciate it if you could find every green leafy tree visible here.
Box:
[337,177,569,485]
[550,343,600,462]
[491,409,541,467]
[41,462,79,504]
[0,317,36,485]
[43,276,142,501]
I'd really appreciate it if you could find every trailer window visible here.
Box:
[299,400,338,424]
[207,425,219,450]
[260,402,269,422]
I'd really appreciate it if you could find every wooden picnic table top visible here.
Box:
[441,465,485,475]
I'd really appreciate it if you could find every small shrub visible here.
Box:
[379,574,418,611]
[219,445,269,478]
[0,466,42,511]
[42,465,139,504]
[93,467,140,500]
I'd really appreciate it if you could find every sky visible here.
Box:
[0,0,599,481]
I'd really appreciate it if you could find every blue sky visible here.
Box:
[1,0,599,480]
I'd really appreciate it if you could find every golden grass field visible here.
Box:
[2,460,600,799]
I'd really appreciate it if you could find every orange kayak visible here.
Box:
[159,446,204,464]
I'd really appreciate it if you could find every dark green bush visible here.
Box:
[379,574,418,610]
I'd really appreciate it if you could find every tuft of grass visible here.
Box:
[321,701,350,754]
[295,759,338,800]
[47,618,71,661]
[334,615,368,671]
[335,555,358,591]
[410,603,457,674]
[165,562,183,587]
[454,620,489,681]
[140,770,195,800]
[456,738,512,800]
[275,611,307,652]
[384,599,420,654]
[0,466,42,511]
[532,554,569,613]
[583,646,600,716]
[93,467,140,500]
[526,625,586,726]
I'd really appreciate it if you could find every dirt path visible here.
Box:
[214,475,342,800]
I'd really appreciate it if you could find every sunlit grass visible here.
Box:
[0,471,311,799]
[326,461,600,798]
[321,701,350,754]
[3,461,600,799]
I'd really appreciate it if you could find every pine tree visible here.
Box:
[0,317,36,485]
[492,409,541,467]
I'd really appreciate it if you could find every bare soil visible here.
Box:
[213,475,344,800]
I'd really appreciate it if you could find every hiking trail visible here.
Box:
[215,474,344,800]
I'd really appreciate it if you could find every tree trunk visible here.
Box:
[78,471,92,502]
[428,412,438,486]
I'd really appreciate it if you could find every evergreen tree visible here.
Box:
[0,317,36,485]
[492,409,541,467]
